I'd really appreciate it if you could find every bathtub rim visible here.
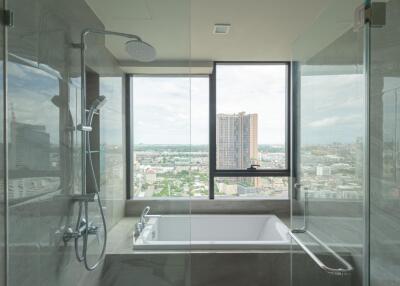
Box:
[134,214,291,251]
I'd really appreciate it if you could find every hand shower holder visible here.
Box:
[77,124,92,132]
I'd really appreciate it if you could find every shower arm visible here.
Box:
[73,29,142,196]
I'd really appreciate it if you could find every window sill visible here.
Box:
[125,198,290,216]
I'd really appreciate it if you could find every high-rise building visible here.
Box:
[9,122,51,171]
[216,112,258,169]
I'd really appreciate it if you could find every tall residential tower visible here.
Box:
[216,112,258,169]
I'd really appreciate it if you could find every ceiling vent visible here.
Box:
[213,24,231,35]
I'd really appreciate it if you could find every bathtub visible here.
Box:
[134,214,290,251]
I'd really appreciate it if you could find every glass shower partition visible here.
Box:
[369,0,400,285]
[0,0,5,285]
[291,0,368,285]
[127,0,193,285]
[4,0,192,285]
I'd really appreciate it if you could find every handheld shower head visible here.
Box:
[125,40,156,62]
[90,95,107,111]
[87,96,107,126]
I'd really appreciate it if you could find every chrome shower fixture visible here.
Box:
[125,39,156,62]
[88,95,107,126]
[90,95,107,111]
[70,28,156,272]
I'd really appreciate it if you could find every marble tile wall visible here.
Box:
[92,251,354,286]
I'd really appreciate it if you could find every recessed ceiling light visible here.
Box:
[213,24,231,35]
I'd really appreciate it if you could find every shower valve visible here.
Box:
[63,220,99,244]
[63,227,81,243]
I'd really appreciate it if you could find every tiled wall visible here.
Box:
[94,252,355,286]
[6,0,125,285]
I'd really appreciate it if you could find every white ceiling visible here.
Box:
[85,0,332,71]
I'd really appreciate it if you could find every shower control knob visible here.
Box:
[63,227,81,244]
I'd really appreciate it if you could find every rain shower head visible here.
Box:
[125,39,156,62]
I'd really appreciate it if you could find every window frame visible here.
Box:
[127,74,211,199]
[209,61,291,199]
[125,61,291,200]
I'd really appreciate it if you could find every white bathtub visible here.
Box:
[134,214,290,251]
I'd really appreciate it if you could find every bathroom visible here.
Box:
[0,0,399,285]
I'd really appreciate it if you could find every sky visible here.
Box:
[132,76,208,145]
[216,64,287,145]
[131,64,373,146]
[300,73,365,145]
[132,64,288,145]
[6,61,378,147]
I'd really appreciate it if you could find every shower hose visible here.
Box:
[74,109,107,271]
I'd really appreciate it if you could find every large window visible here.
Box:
[129,62,290,199]
[210,63,290,199]
[131,76,209,198]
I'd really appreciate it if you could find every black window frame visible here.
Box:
[126,74,211,199]
[125,61,291,200]
[209,61,291,199]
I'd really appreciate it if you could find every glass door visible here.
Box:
[291,0,369,285]
[0,0,5,285]
[369,1,400,285]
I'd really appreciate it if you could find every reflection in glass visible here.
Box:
[299,73,365,201]
[99,77,124,202]
[8,61,63,202]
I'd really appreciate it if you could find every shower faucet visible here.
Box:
[135,206,151,238]
[68,28,156,271]
[63,219,99,244]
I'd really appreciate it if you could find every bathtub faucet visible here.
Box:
[135,206,150,236]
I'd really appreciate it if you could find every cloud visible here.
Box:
[308,115,362,128]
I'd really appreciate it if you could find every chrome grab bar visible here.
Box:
[289,229,354,276]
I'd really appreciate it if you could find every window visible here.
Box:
[131,76,209,198]
[214,177,289,198]
[128,62,290,200]
[210,63,290,199]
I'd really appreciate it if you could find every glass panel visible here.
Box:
[370,1,400,285]
[291,0,367,285]
[0,0,4,284]
[132,76,209,199]
[215,177,288,198]
[6,0,191,285]
[215,63,288,170]
[99,77,124,224]
[122,0,193,282]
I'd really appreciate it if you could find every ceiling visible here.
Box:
[85,0,332,72]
